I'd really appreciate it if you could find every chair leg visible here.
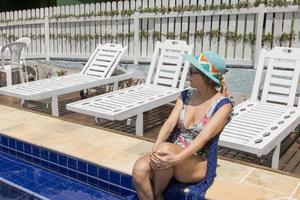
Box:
[136,113,143,136]
[51,96,59,117]
[19,69,25,83]
[113,81,118,91]
[24,65,29,82]
[271,144,280,169]
[4,68,12,86]
[21,99,26,107]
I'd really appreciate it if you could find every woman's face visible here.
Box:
[189,67,206,88]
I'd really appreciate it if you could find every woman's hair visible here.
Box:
[190,66,225,93]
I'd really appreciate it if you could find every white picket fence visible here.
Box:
[0,0,299,67]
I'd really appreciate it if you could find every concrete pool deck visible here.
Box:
[1,104,300,199]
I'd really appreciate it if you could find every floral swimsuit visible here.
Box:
[167,89,233,160]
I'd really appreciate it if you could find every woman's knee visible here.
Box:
[132,156,151,182]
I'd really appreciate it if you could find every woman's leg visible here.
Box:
[132,154,154,200]
[152,142,207,198]
[152,143,182,199]
[153,167,174,200]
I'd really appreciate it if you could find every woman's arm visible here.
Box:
[153,97,184,149]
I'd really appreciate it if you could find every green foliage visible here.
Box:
[208,30,222,39]
[279,31,296,42]
[194,30,205,38]
[179,32,189,40]
[225,31,242,41]
[56,70,67,77]
[243,33,256,45]
[152,31,161,39]
[139,30,149,38]
[166,32,175,39]
[262,33,274,44]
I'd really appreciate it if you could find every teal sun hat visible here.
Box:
[183,51,226,86]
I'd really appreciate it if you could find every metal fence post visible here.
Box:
[133,12,140,65]
[254,4,265,68]
[44,8,50,61]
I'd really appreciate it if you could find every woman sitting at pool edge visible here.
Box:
[132,51,233,200]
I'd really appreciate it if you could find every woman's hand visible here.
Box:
[150,143,161,170]
[150,150,181,170]
[152,142,160,153]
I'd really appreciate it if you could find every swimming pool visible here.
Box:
[0,134,135,199]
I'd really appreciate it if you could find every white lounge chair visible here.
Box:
[219,47,300,169]
[67,40,193,136]
[0,43,133,116]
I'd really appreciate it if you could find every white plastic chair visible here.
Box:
[0,43,133,116]
[15,37,31,82]
[219,47,300,169]
[0,42,27,86]
[67,40,193,136]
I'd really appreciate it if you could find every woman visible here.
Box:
[132,51,233,200]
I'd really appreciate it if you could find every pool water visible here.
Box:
[0,178,46,200]
[0,152,123,200]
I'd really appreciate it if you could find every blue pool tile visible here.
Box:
[109,184,121,195]
[78,173,88,183]
[31,146,40,157]
[9,177,29,187]
[78,161,87,173]
[42,179,60,189]
[49,151,58,163]
[121,175,133,189]
[8,149,16,156]
[41,160,49,168]
[48,192,73,200]
[1,136,8,146]
[16,141,24,152]
[87,164,97,177]
[41,149,49,160]
[2,146,9,153]
[24,143,32,154]
[24,154,32,162]
[109,171,121,185]
[23,180,39,189]
[23,171,35,181]
[37,170,55,180]
[8,138,16,149]
[35,176,51,185]
[68,170,78,179]
[49,163,58,172]
[67,182,88,193]
[32,157,41,165]
[16,151,24,159]
[38,188,58,198]
[97,180,109,191]
[68,158,77,170]
[98,167,109,181]
[58,155,67,166]
[58,166,68,175]
[121,188,135,197]
[87,177,98,187]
